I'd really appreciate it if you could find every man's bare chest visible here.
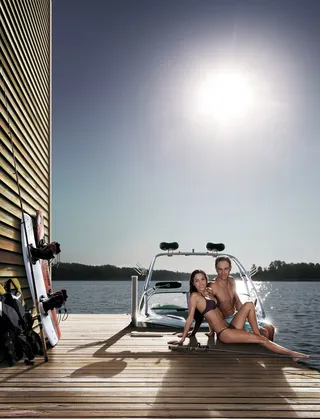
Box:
[215,286,235,304]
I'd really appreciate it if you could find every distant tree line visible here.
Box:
[251,260,320,281]
[52,261,320,281]
[52,262,189,281]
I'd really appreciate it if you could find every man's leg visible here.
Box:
[259,327,269,338]
[262,324,275,341]
[246,321,275,341]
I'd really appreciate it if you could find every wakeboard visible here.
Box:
[21,212,59,347]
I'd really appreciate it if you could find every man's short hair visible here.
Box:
[215,256,232,268]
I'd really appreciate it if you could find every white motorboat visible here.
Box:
[132,242,267,330]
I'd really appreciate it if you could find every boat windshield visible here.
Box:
[148,291,188,312]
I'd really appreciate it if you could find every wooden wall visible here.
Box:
[0,0,52,308]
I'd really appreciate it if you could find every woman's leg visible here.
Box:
[230,302,260,335]
[218,328,309,361]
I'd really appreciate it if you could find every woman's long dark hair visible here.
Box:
[189,269,208,326]
[189,269,208,293]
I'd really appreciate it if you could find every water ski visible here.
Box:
[168,344,210,352]
[131,331,164,337]
[36,210,62,341]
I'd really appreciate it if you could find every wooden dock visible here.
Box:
[0,314,319,418]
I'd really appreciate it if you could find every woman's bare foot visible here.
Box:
[205,332,213,337]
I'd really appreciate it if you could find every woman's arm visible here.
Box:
[168,294,197,345]
[189,309,204,336]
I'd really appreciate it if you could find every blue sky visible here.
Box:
[52,0,320,272]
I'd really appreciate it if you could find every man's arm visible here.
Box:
[229,277,243,311]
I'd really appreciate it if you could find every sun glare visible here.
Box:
[196,71,255,123]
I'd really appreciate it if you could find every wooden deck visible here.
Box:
[0,314,319,418]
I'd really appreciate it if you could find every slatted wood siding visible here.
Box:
[0,0,51,306]
[1,314,319,418]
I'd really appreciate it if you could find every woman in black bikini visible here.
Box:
[168,269,308,361]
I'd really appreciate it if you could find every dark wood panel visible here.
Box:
[0,199,51,237]
[1,155,48,207]
[0,132,49,197]
[0,197,27,219]
[0,49,49,166]
[0,172,48,213]
[0,182,38,217]
[0,249,24,265]
[0,207,20,227]
[0,222,20,241]
[0,11,49,129]
[0,81,49,161]
[0,264,26,277]
[0,236,22,253]
[0,0,51,321]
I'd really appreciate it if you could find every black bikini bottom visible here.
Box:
[216,323,236,342]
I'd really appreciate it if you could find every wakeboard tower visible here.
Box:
[134,241,267,329]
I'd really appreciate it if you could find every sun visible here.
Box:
[195,70,255,123]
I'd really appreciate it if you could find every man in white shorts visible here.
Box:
[207,256,275,340]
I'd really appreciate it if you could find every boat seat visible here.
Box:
[159,242,179,251]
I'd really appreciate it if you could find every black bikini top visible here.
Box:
[201,296,220,315]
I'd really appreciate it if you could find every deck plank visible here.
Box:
[0,314,319,418]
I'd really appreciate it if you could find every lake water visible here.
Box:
[56,279,320,370]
